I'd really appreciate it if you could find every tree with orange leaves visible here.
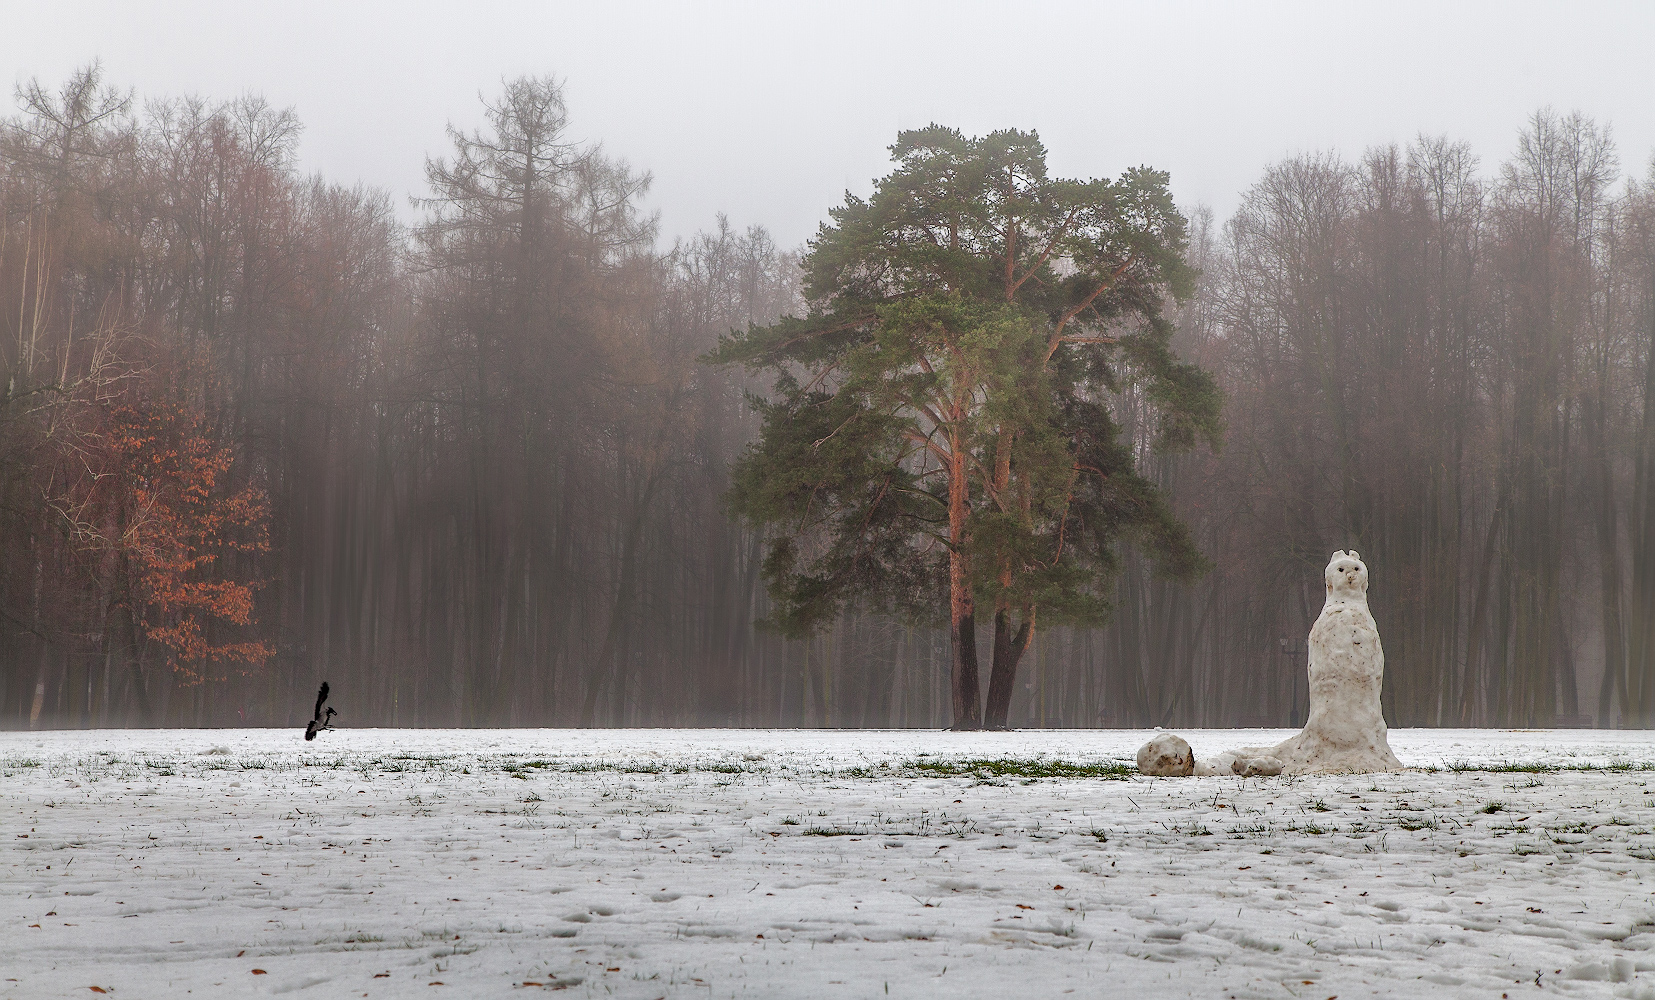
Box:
[90,398,273,686]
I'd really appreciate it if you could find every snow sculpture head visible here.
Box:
[1325,550,1367,600]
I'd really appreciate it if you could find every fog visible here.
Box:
[7,1,1654,243]
[6,3,1655,731]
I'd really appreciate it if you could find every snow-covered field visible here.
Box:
[5,728,1655,999]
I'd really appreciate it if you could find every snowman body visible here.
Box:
[1191,550,1402,776]
[1268,551,1402,773]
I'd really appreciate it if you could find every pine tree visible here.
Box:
[714,126,1221,729]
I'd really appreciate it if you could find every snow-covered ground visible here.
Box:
[5,728,1655,999]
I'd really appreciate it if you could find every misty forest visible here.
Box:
[8,65,1655,734]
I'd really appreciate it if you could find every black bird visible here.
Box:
[304,681,336,741]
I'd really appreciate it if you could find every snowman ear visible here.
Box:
[1349,550,1360,561]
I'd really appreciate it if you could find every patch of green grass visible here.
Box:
[909,758,1133,781]
[559,761,665,774]
[1309,799,1331,812]
[1397,817,1438,831]
[1479,802,1505,814]
[525,758,763,776]
[1446,760,1655,774]
[802,827,863,837]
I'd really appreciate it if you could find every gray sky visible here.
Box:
[6,1,1654,247]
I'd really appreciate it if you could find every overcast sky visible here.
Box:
[5,1,1653,247]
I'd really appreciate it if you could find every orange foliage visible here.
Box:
[104,400,273,684]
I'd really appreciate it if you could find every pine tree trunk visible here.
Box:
[983,606,1032,729]
[947,437,980,729]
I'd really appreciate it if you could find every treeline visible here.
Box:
[1144,113,1655,729]
[3,68,1652,729]
[0,68,805,728]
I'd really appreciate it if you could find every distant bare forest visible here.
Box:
[5,67,1655,729]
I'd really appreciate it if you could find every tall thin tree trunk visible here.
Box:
[947,433,981,729]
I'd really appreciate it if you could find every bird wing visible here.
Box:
[312,682,330,723]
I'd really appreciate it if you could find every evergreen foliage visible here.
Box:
[713,125,1222,727]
